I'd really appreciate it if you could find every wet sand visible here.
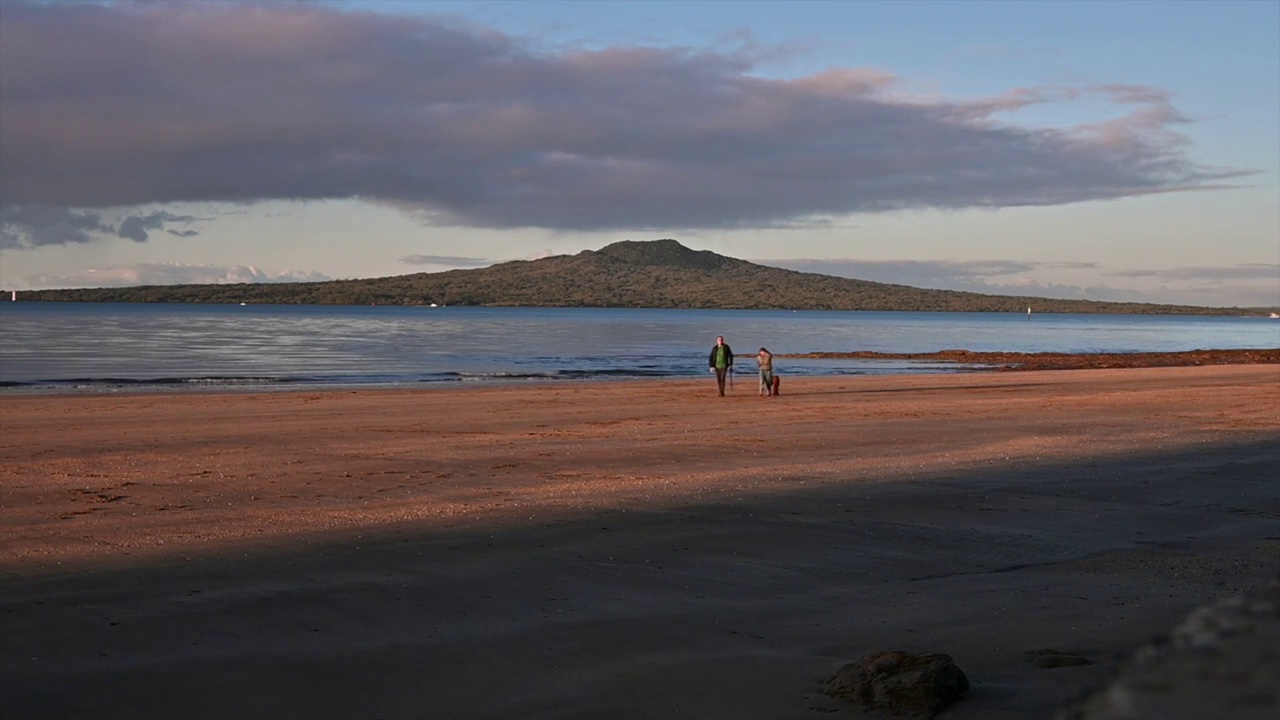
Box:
[787,347,1280,371]
[2,365,1278,718]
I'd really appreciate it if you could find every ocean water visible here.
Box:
[0,303,1276,392]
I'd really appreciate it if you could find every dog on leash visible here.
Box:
[771,375,781,396]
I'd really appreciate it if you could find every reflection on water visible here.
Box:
[1,303,1275,390]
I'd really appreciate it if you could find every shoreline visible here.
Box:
[2,347,1276,399]
[3,365,1277,719]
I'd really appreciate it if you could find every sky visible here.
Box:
[0,0,1277,307]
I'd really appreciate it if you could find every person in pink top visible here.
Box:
[756,348,774,396]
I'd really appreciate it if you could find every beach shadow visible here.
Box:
[4,439,1278,720]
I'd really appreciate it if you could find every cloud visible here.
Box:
[25,263,331,289]
[951,278,1279,308]
[0,2,1252,234]
[116,211,198,242]
[1044,261,1100,270]
[769,257,1279,307]
[768,258,1040,287]
[0,205,113,248]
[1146,264,1279,281]
[1,205,201,248]
[399,254,492,268]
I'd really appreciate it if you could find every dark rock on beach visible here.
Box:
[826,651,969,717]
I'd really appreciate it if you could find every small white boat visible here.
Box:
[1270,312,1279,319]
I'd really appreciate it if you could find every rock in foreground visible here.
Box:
[826,651,969,717]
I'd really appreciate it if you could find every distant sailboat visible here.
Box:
[1027,306,1032,320]
[10,290,15,302]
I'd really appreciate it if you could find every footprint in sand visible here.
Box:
[1025,648,1095,669]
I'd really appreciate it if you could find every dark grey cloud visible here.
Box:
[0,2,1252,233]
[1,205,201,247]
[117,211,197,242]
[400,254,493,268]
[0,205,112,248]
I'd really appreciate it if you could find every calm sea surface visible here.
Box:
[1,303,1276,392]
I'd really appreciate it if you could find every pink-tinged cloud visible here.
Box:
[25,263,331,289]
[0,2,1253,234]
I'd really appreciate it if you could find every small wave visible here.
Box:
[2,368,687,392]
[87,376,283,386]
[2,376,290,392]
[1,358,988,394]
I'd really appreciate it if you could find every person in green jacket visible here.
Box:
[708,335,734,396]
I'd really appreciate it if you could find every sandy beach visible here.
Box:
[2,365,1278,718]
